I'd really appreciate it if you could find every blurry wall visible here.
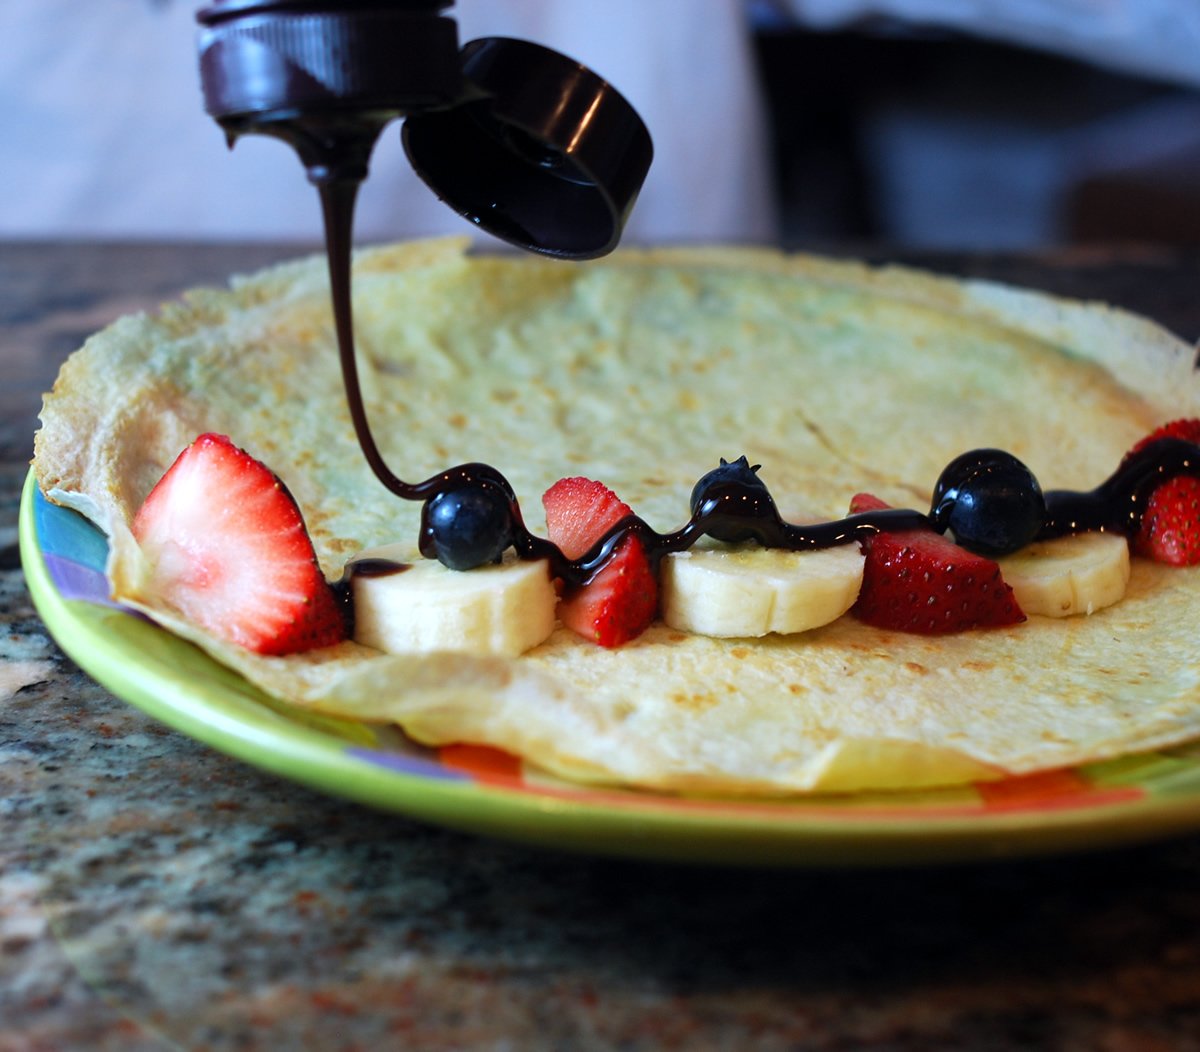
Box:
[0,0,776,247]
[2,1,1198,250]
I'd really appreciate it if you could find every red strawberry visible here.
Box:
[1127,417,1200,457]
[132,433,345,655]
[849,492,1025,634]
[1126,418,1200,566]
[1135,476,1200,565]
[541,476,658,647]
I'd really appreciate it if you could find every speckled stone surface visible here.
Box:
[5,241,1200,1051]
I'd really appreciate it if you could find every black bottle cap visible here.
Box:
[197,1,462,121]
[403,37,653,259]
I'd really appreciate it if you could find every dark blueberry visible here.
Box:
[690,455,779,543]
[931,449,1045,556]
[421,484,513,570]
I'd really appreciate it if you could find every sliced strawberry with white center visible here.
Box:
[850,492,1025,634]
[542,476,658,647]
[132,433,345,655]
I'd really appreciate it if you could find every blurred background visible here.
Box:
[756,0,1200,250]
[2,0,1199,251]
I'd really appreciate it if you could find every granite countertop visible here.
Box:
[5,240,1200,1051]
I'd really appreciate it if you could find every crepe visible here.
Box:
[33,238,1200,794]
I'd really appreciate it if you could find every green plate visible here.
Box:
[20,470,1200,866]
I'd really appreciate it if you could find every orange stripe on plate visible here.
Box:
[437,746,1145,819]
[977,768,1143,812]
[439,744,525,785]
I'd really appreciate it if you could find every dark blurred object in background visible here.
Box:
[755,25,1200,249]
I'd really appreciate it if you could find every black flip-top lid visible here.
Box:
[404,37,653,259]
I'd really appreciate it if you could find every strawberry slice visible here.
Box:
[849,492,1025,634]
[132,433,345,655]
[1126,417,1200,458]
[1126,418,1200,566]
[1136,476,1200,565]
[542,476,658,647]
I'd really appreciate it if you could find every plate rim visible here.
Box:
[20,469,1200,866]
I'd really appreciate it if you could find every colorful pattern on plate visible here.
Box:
[35,488,119,606]
[414,743,1151,819]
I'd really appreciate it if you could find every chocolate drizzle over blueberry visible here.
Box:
[339,414,1200,591]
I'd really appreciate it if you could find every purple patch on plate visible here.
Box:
[346,746,472,782]
[42,554,121,606]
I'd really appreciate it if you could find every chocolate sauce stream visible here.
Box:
[317,176,1199,588]
[316,177,931,586]
[320,178,413,499]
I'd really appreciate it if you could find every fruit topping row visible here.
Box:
[126,421,1200,657]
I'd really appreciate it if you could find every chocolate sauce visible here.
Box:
[1039,438,1200,539]
[332,554,412,634]
[208,79,1200,590]
[313,171,931,585]
[320,174,1200,588]
[343,558,412,579]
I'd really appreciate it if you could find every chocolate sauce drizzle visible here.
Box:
[1039,439,1200,539]
[318,179,1200,588]
[320,180,934,585]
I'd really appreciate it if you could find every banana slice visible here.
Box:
[349,544,556,656]
[661,542,865,638]
[997,531,1129,618]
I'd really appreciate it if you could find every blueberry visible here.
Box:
[421,484,513,570]
[690,455,779,543]
[931,449,1045,556]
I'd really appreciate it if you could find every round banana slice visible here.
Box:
[661,542,865,638]
[350,544,557,657]
[997,531,1130,618]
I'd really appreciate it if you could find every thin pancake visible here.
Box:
[34,239,1200,793]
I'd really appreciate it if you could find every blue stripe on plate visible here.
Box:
[34,488,109,570]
